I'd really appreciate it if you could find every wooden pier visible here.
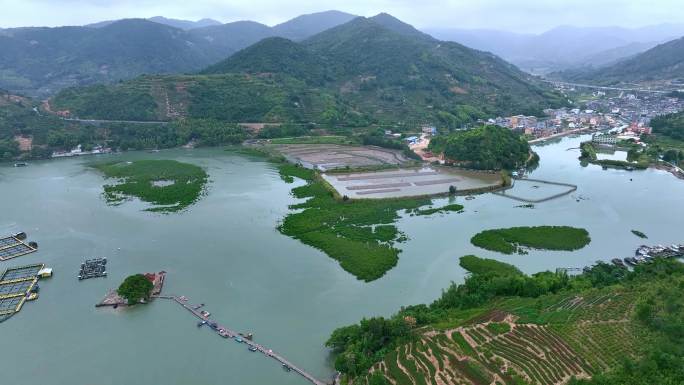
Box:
[157,295,329,385]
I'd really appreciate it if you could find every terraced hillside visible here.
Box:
[358,289,645,385]
[330,256,684,385]
[51,73,342,124]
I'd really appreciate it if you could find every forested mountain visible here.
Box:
[148,16,222,30]
[555,36,684,85]
[0,19,221,97]
[426,23,684,74]
[0,11,357,97]
[271,10,356,40]
[52,14,567,129]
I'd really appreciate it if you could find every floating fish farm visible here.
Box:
[78,258,107,280]
[0,232,38,261]
[0,263,52,323]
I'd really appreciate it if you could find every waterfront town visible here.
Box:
[489,90,684,141]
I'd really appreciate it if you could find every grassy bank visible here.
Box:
[92,159,208,213]
[277,164,433,282]
[471,226,591,254]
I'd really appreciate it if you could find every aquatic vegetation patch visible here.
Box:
[470,226,591,254]
[413,203,464,216]
[459,255,522,276]
[93,159,208,213]
[631,229,648,239]
[277,164,432,282]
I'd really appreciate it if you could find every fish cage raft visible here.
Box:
[0,263,52,323]
[0,232,38,261]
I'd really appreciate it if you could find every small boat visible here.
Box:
[197,320,207,327]
[200,310,211,317]
[248,346,258,352]
[218,329,230,338]
[611,258,625,267]
[282,364,291,372]
[624,257,638,266]
[235,337,243,343]
[13,162,28,167]
[12,232,27,240]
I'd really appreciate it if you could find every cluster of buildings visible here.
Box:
[51,144,111,158]
[488,108,611,140]
[488,91,684,141]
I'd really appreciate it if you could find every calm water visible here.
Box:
[1,135,683,385]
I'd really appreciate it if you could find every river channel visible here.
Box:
[1,134,683,385]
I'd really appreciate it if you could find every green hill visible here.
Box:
[651,110,684,140]
[52,14,567,129]
[329,256,684,385]
[202,37,330,85]
[0,11,358,97]
[0,19,224,97]
[429,125,531,170]
[557,36,684,85]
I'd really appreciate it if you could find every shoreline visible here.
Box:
[528,127,593,144]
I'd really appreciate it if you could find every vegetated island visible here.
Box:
[117,274,154,304]
[278,163,437,282]
[428,125,532,170]
[92,159,208,213]
[459,254,523,276]
[413,203,464,216]
[579,141,648,170]
[631,229,648,239]
[327,255,684,385]
[471,226,591,254]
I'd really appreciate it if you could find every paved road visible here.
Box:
[543,80,668,94]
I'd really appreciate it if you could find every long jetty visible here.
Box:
[157,295,329,385]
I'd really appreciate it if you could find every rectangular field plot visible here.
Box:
[0,241,36,261]
[274,144,410,170]
[323,167,502,199]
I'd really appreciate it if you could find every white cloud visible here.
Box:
[0,0,682,32]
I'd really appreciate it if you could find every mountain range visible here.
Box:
[553,36,684,85]
[0,10,356,97]
[425,24,684,74]
[51,14,566,129]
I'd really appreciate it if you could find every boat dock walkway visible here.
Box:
[157,294,329,385]
[492,178,578,203]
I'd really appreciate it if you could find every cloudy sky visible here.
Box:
[0,0,682,33]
